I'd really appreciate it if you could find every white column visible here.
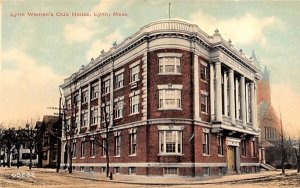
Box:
[235,78,239,120]
[87,83,91,131]
[193,54,200,120]
[245,83,249,123]
[215,62,222,122]
[210,63,215,121]
[223,71,228,116]
[240,75,246,127]
[229,69,235,125]
[97,78,101,130]
[77,88,82,135]
[110,71,114,126]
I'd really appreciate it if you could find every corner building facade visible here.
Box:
[60,20,261,176]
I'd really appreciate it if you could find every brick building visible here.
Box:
[60,20,261,176]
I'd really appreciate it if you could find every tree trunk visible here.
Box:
[7,152,11,167]
[68,146,73,173]
[17,148,20,169]
[29,145,32,169]
[106,147,109,178]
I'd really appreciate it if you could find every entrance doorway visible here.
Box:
[227,146,236,172]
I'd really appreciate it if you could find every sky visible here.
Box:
[1,0,299,136]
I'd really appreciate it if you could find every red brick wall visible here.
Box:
[147,49,193,120]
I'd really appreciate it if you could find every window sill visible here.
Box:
[218,154,224,157]
[200,79,208,83]
[158,153,183,156]
[91,97,98,101]
[129,154,137,157]
[114,117,123,120]
[101,156,106,158]
[82,102,88,105]
[129,80,140,85]
[90,124,97,127]
[202,154,210,157]
[201,111,208,115]
[114,155,121,158]
[114,86,124,91]
[158,108,182,111]
[102,93,110,97]
[80,157,85,159]
[129,112,140,116]
[158,73,182,76]
[90,156,95,158]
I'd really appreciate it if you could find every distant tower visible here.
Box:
[252,50,271,105]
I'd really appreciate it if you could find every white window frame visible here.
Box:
[200,64,208,81]
[114,97,124,119]
[115,72,124,89]
[201,93,208,114]
[81,111,88,127]
[102,77,110,95]
[129,128,137,156]
[80,141,85,158]
[130,91,140,115]
[90,140,95,157]
[115,132,121,156]
[158,85,182,110]
[130,65,140,83]
[101,140,106,157]
[91,84,99,99]
[82,90,88,103]
[163,167,178,175]
[202,129,210,155]
[158,53,182,75]
[159,130,182,155]
[217,135,224,156]
[101,102,110,123]
[90,107,98,125]
[72,142,76,158]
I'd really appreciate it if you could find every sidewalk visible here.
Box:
[66,169,294,186]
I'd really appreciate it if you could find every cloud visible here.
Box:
[63,0,119,43]
[86,30,123,60]
[189,12,276,46]
[271,83,300,137]
[0,49,64,125]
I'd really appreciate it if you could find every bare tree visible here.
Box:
[2,128,17,167]
[61,75,79,174]
[294,133,300,173]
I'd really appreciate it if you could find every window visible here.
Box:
[81,141,85,157]
[82,90,88,103]
[201,94,208,113]
[200,64,208,81]
[115,73,124,89]
[217,135,224,156]
[90,107,98,125]
[101,103,110,123]
[130,93,139,114]
[66,99,71,110]
[219,167,225,175]
[80,166,84,172]
[91,84,99,99]
[159,131,182,154]
[102,140,106,157]
[81,111,88,127]
[115,134,121,156]
[251,139,256,158]
[130,129,137,155]
[202,132,210,155]
[203,167,210,176]
[114,99,124,119]
[72,142,76,158]
[43,151,47,160]
[164,167,178,175]
[158,56,181,74]
[75,114,79,128]
[130,65,139,83]
[128,167,136,175]
[90,140,95,157]
[102,78,110,94]
[74,94,80,108]
[101,167,106,173]
[159,89,181,109]
[241,139,247,157]
[114,167,120,173]
[90,167,94,172]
